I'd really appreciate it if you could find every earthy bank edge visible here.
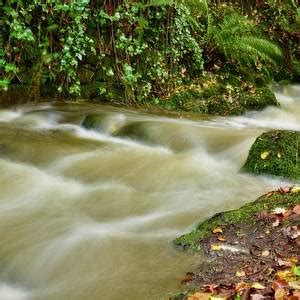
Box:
[242,130,300,181]
[0,73,279,116]
[172,188,300,300]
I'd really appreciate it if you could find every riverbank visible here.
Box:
[0,74,279,117]
[173,187,300,299]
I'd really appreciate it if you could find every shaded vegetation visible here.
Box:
[243,130,300,180]
[1,0,300,112]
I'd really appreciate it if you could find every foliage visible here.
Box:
[1,0,299,106]
[208,11,285,83]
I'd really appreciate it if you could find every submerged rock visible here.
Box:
[81,114,107,130]
[242,130,300,180]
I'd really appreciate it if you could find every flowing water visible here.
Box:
[0,85,299,300]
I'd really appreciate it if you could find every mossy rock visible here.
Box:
[81,114,107,130]
[174,190,300,251]
[113,122,151,142]
[162,75,278,116]
[242,130,300,180]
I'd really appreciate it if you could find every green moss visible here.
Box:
[113,122,151,142]
[174,191,300,251]
[159,74,278,116]
[242,130,300,180]
[81,114,106,130]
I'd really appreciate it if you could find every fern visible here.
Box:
[210,12,284,77]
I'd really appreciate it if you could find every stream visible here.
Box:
[0,85,299,300]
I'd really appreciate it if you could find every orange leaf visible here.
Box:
[293,205,300,215]
[212,227,223,234]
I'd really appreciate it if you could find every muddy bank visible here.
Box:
[173,188,300,299]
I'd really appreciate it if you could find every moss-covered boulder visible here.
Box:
[174,188,300,251]
[242,130,300,180]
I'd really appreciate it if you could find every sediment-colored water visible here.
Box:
[0,85,299,299]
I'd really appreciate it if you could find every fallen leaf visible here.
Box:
[291,186,300,193]
[212,227,223,234]
[236,270,246,277]
[274,288,286,300]
[217,236,226,242]
[284,226,300,239]
[277,258,292,267]
[181,272,194,284]
[211,244,222,251]
[292,205,300,215]
[292,265,300,276]
[273,207,286,215]
[251,282,265,289]
[276,270,296,282]
[261,250,270,257]
[272,219,280,227]
[235,281,250,292]
[288,281,300,289]
[260,151,270,160]
[272,279,289,290]
[278,186,291,194]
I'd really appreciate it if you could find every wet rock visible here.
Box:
[113,122,150,142]
[242,130,300,180]
[81,114,107,130]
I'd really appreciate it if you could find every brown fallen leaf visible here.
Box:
[235,281,250,293]
[292,205,300,215]
[293,290,300,297]
[283,226,300,240]
[217,236,226,242]
[278,186,291,194]
[274,288,287,300]
[277,258,293,267]
[276,270,297,282]
[272,279,289,291]
[181,272,194,284]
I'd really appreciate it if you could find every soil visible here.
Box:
[173,188,300,300]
